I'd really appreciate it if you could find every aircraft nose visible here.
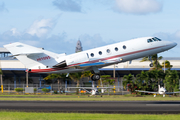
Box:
[165,41,177,49]
[172,42,177,47]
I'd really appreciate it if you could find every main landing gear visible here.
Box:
[149,63,153,67]
[91,66,100,81]
[149,55,153,67]
[91,74,100,81]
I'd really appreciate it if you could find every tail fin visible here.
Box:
[4,42,65,69]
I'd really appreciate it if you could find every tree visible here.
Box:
[69,72,82,87]
[162,60,173,70]
[101,75,115,86]
[81,71,93,81]
[141,54,163,70]
[123,74,135,94]
[164,70,179,93]
[135,71,149,92]
[44,73,67,93]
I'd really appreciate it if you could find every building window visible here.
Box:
[107,49,110,53]
[90,53,94,57]
[115,47,118,51]
[123,45,126,49]
[99,51,102,55]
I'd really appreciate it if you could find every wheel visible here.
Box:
[91,74,100,81]
[149,63,153,67]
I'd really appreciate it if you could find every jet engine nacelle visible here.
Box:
[66,52,89,66]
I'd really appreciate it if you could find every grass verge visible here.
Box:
[0,112,180,120]
[0,94,180,101]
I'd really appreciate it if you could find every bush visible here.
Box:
[54,90,58,94]
[15,88,23,92]
[42,88,49,93]
[34,88,37,92]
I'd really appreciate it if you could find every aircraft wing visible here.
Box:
[165,91,180,94]
[135,90,158,94]
[79,59,120,68]
[79,62,106,67]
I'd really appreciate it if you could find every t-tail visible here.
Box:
[4,42,65,70]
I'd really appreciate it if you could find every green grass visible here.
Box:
[0,112,179,120]
[0,94,180,101]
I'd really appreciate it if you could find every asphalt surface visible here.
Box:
[0,101,180,114]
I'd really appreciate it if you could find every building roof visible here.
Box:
[0,48,9,53]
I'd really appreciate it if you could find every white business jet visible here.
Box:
[136,85,180,97]
[4,37,176,81]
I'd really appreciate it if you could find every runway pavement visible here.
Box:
[0,101,180,114]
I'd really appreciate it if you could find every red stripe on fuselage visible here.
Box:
[29,45,165,73]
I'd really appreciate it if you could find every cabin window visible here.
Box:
[123,45,126,49]
[90,53,94,57]
[115,47,118,51]
[107,49,110,53]
[99,51,102,55]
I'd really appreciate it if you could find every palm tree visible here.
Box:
[141,54,163,70]
[44,73,67,93]
[81,71,93,81]
[69,72,82,87]
[123,74,135,94]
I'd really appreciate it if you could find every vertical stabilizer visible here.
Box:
[4,42,64,69]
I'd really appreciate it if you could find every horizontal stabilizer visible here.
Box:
[9,52,42,57]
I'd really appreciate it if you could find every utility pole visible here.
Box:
[26,70,28,87]
[0,73,3,93]
[113,64,115,79]
[0,58,3,93]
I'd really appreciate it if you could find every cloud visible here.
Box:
[113,0,162,15]
[79,34,108,50]
[53,0,82,12]
[26,18,57,38]
[153,31,180,41]
[153,31,180,56]
[0,2,8,13]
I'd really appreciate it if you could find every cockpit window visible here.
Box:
[152,38,157,41]
[154,37,162,41]
[147,37,162,43]
[147,39,153,43]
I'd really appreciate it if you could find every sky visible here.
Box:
[0,0,180,57]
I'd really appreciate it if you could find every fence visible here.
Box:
[0,84,128,95]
